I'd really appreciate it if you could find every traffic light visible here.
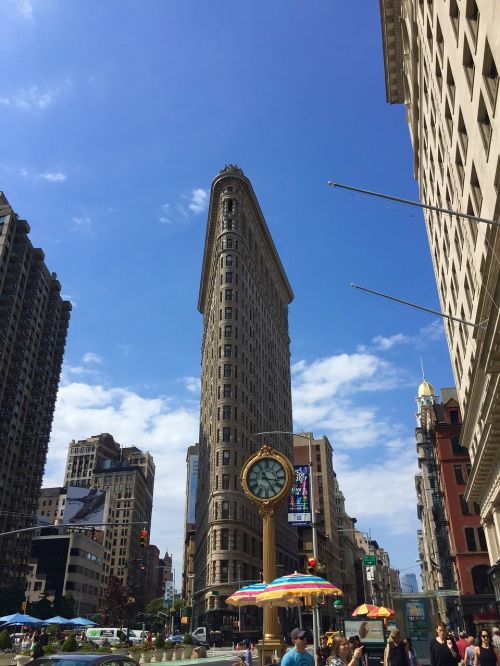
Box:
[307,557,317,575]
[21,601,27,612]
[140,529,148,548]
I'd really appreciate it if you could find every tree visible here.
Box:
[103,576,128,626]
[0,587,24,615]
[53,594,75,618]
[29,594,53,620]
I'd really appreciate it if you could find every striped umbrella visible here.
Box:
[255,572,343,604]
[226,583,303,608]
[352,603,379,616]
[367,606,394,618]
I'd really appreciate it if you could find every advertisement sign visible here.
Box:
[186,454,198,525]
[164,580,174,608]
[288,465,311,525]
[63,486,106,525]
[344,620,385,644]
[405,601,427,640]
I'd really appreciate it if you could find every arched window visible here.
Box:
[471,565,492,594]
[226,254,233,267]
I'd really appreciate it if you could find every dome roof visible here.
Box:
[418,379,436,398]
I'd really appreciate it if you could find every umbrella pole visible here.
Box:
[297,605,303,630]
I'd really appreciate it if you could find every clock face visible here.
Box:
[247,457,287,499]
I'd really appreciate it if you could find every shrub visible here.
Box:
[0,630,12,650]
[44,642,57,655]
[183,634,193,645]
[97,646,109,653]
[154,635,165,650]
[164,640,174,650]
[61,634,78,652]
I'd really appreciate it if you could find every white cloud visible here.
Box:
[18,0,34,19]
[159,203,173,225]
[0,79,71,111]
[188,188,209,214]
[71,216,92,233]
[372,333,410,351]
[46,380,200,572]
[183,376,201,394]
[38,171,67,183]
[82,352,103,365]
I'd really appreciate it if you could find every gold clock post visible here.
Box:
[240,444,294,666]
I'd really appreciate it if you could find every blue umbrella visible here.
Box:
[0,613,43,625]
[68,617,97,626]
[42,616,71,625]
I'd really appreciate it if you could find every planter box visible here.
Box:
[16,657,30,666]
[182,647,192,660]
[141,652,153,663]
[164,648,174,661]
[173,648,183,660]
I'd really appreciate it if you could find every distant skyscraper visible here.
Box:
[379,0,500,605]
[193,165,299,627]
[0,193,71,587]
[400,572,419,593]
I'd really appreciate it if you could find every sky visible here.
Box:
[1,0,456,588]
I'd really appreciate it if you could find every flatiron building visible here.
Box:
[193,165,299,627]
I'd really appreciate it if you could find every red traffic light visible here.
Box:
[140,529,148,548]
[307,557,317,567]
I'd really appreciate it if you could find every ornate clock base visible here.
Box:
[255,637,286,666]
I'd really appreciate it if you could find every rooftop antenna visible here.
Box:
[420,358,425,381]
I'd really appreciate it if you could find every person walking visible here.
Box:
[430,623,460,666]
[30,632,44,660]
[329,635,365,666]
[473,630,500,666]
[281,629,315,666]
[405,638,420,666]
[348,636,368,666]
[316,635,331,666]
[457,633,469,665]
[38,629,49,649]
[492,630,500,653]
[384,629,409,666]
[241,640,253,666]
[465,637,476,666]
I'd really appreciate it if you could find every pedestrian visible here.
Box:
[21,633,31,653]
[316,635,331,666]
[473,629,500,666]
[430,622,460,666]
[281,629,314,666]
[348,636,368,666]
[38,629,49,649]
[241,640,253,666]
[457,633,469,666]
[465,637,476,666]
[384,629,409,666]
[405,638,420,666]
[328,635,364,666]
[492,630,500,653]
[30,632,44,660]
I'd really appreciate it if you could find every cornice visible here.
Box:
[198,166,294,314]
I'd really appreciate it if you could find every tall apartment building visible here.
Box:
[63,433,155,608]
[182,444,198,607]
[415,379,493,630]
[355,531,399,608]
[379,0,500,604]
[194,165,299,628]
[0,194,71,587]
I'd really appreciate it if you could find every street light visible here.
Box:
[253,430,320,655]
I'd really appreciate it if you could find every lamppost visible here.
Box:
[253,431,321,656]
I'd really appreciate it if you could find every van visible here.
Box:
[85,627,130,645]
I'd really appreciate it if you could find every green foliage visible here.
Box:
[61,634,78,652]
[97,646,110,653]
[154,634,165,650]
[44,642,57,655]
[52,594,75,618]
[102,576,129,626]
[80,643,93,652]
[0,587,24,616]
[0,629,12,650]
[183,634,193,645]
[164,640,174,650]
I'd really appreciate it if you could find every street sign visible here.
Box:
[363,555,377,566]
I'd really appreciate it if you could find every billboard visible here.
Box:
[405,601,427,640]
[63,486,106,526]
[288,465,311,525]
[164,580,174,609]
[344,620,385,643]
[186,454,198,525]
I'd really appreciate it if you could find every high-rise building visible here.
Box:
[193,165,299,628]
[182,444,198,609]
[401,572,419,593]
[379,0,500,604]
[415,380,494,630]
[354,531,398,608]
[62,433,155,608]
[0,193,71,587]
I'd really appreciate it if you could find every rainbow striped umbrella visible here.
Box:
[352,603,379,616]
[255,572,343,604]
[226,583,303,608]
[367,606,394,618]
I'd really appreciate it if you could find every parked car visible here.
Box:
[167,635,204,646]
[27,655,139,666]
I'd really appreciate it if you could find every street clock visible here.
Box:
[241,444,294,507]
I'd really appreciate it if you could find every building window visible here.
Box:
[451,436,466,454]
[221,529,229,549]
[222,450,230,465]
[459,495,470,514]
[226,272,233,284]
[482,38,499,107]
[224,344,232,357]
[222,405,231,420]
[225,289,233,301]
[222,474,230,490]
[222,501,230,520]
[223,364,232,377]
[220,559,229,582]
[225,307,233,320]
[465,0,479,46]
[222,427,231,442]
[465,527,477,551]
[223,384,231,398]
[463,36,475,93]
[224,325,232,338]
[477,94,492,154]
[471,565,492,594]
[477,527,487,551]
[454,465,465,484]
[449,0,460,38]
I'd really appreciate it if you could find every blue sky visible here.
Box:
[1,0,455,586]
